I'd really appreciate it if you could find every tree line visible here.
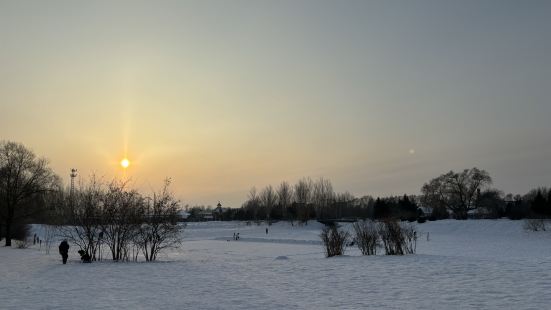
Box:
[221,168,551,222]
[2,140,551,250]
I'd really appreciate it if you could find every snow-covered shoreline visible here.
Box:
[1,220,550,309]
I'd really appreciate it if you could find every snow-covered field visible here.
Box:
[1,220,551,309]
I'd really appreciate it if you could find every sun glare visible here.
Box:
[120,158,130,169]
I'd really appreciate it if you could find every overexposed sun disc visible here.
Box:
[120,158,130,169]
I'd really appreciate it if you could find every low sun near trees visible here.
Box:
[57,177,183,262]
[0,140,183,262]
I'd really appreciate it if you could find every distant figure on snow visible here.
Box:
[266,228,268,235]
[77,250,92,263]
[236,233,240,240]
[59,240,70,264]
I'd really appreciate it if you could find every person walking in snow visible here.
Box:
[266,227,268,234]
[59,240,69,264]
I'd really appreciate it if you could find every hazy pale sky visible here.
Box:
[1,0,550,207]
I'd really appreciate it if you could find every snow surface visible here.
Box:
[1,220,551,309]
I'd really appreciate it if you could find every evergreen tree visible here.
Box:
[530,191,546,216]
[373,198,390,219]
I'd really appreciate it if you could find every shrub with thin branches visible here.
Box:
[320,225,349,257]
[352,220,379,255]
[401,223,417,254]
[523,219,546,232]
[378,219,417,255]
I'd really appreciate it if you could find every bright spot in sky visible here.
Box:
[120,158,130,169]
[409,149,415,155]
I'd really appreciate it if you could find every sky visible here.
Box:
[1,0,550,207]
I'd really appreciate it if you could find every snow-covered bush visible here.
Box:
[378,220,417,255]
[320,225,350,257]
[523,219,546,231]
[352,220,379,255]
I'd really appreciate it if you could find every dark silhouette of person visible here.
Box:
[266,228,268,234]
[59,240,69,264]
[78,250,91,263]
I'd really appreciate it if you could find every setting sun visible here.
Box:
[120,158,130,169]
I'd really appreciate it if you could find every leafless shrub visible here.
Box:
[101,181,144,262]
[135,179,184,262]
[320,225,350,257]
[352,220,379,255]
[378,219,417,255]
[523,219,546,232]
[57,176,103,260]
[401,223,417,254]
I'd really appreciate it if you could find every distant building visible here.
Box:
[213,202,229,220]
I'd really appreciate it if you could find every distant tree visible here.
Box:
[243,187,261,220]
[294,177,313,223]
[276,181,293,220]
[477,189,505,219]
[334,191,355,219]
[505,194,527,220]
[398,194,418,219]
[294,177,312,205]
[312,177,334,219]
[530,190,547,217]
[259,185,277,220]
[421,168,492,219]
[0,141,60,246]
[373,198,390,219]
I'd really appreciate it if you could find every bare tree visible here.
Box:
[294,177,313,223]
[244,187,262,220]
[312,177,334,219]
[135,179,183,262]
[101,181,144,261]
[259,185,277,220]
[294,177,313,205]
[0,141,60,246]
[276,181,293,220]
[57,176,103,259]
[421,168,492,219]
